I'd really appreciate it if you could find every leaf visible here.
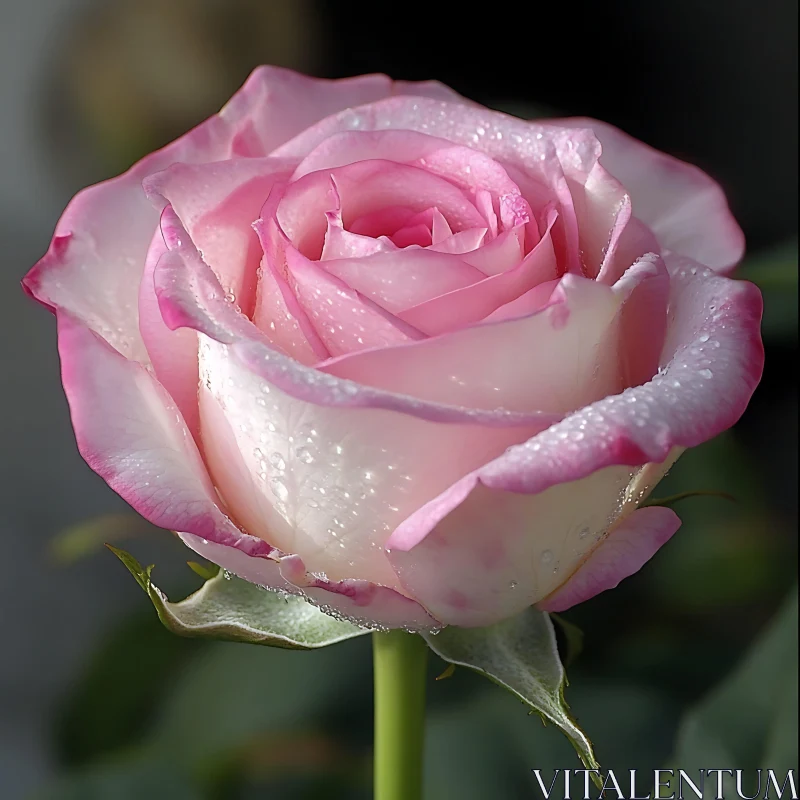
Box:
[55,613,200,766]
[424,693,528,800]
[185,561,219,581]
[143,636,372,779]
[422,607,600,776]
[107,546,368,650]
[672,587,798,772]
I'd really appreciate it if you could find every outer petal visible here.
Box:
[387,464,640,626]
[57,310,270,555]
[552,117,745,272]
[386,257,763,626]
[22,68,456,361]
[538,506,681,612]
[228,67,474,157]
[57,309,436,629]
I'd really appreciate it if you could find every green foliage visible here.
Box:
[55,613,200,765]
[107,546,368,649]
[672,587,798,770]
[422,608,600,775]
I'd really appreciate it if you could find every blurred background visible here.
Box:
[1,0,796,797]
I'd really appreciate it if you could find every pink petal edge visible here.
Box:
[537,505,682,612]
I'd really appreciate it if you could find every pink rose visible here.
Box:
[24,67,763,629]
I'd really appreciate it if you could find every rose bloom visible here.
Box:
[24,68,763,629]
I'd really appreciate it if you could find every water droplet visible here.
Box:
[699,369,713,379]
[540,550,554,566]
[270,452,286,470]
[270,478,289,502]
[509,580,518,589]
[296,446,314,464]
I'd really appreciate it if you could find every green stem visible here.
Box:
[372,630,429,800]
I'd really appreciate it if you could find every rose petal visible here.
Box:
[256,202,424,355]
[321,210,399,260]
[154,203,561,431]
[538,505,681,612]
[56,310,269,557]
[24,68,419,360]
[56,306,438,629]
[430,227,488,255]
[143,157,295,318]
[384,256,762,626]
[179,533,439,630]
[552,117,745,272]
[224,66,470,157]
[150,236,558,594]
[254,249,327,365]
[282,245,423,355]
[398,212,557,335]
[322,262,653,415]
[321,247,486,315]
[138,224,201,437]
[387,464,640,626]
[197,335,540,589]
[271,97,590,271]
[277,159,487,258]
[290,129,525,207]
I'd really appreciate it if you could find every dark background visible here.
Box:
[1,1,796,798]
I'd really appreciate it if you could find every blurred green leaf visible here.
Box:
[49,514,156,565]
[424,693,526,799]
[738,239,798,340]
[56,613,200,766]
[108,546,368,649]
[33,760,201,800]
[423,608,600,776]
[672,587,798,771]
[142,636,371,781]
